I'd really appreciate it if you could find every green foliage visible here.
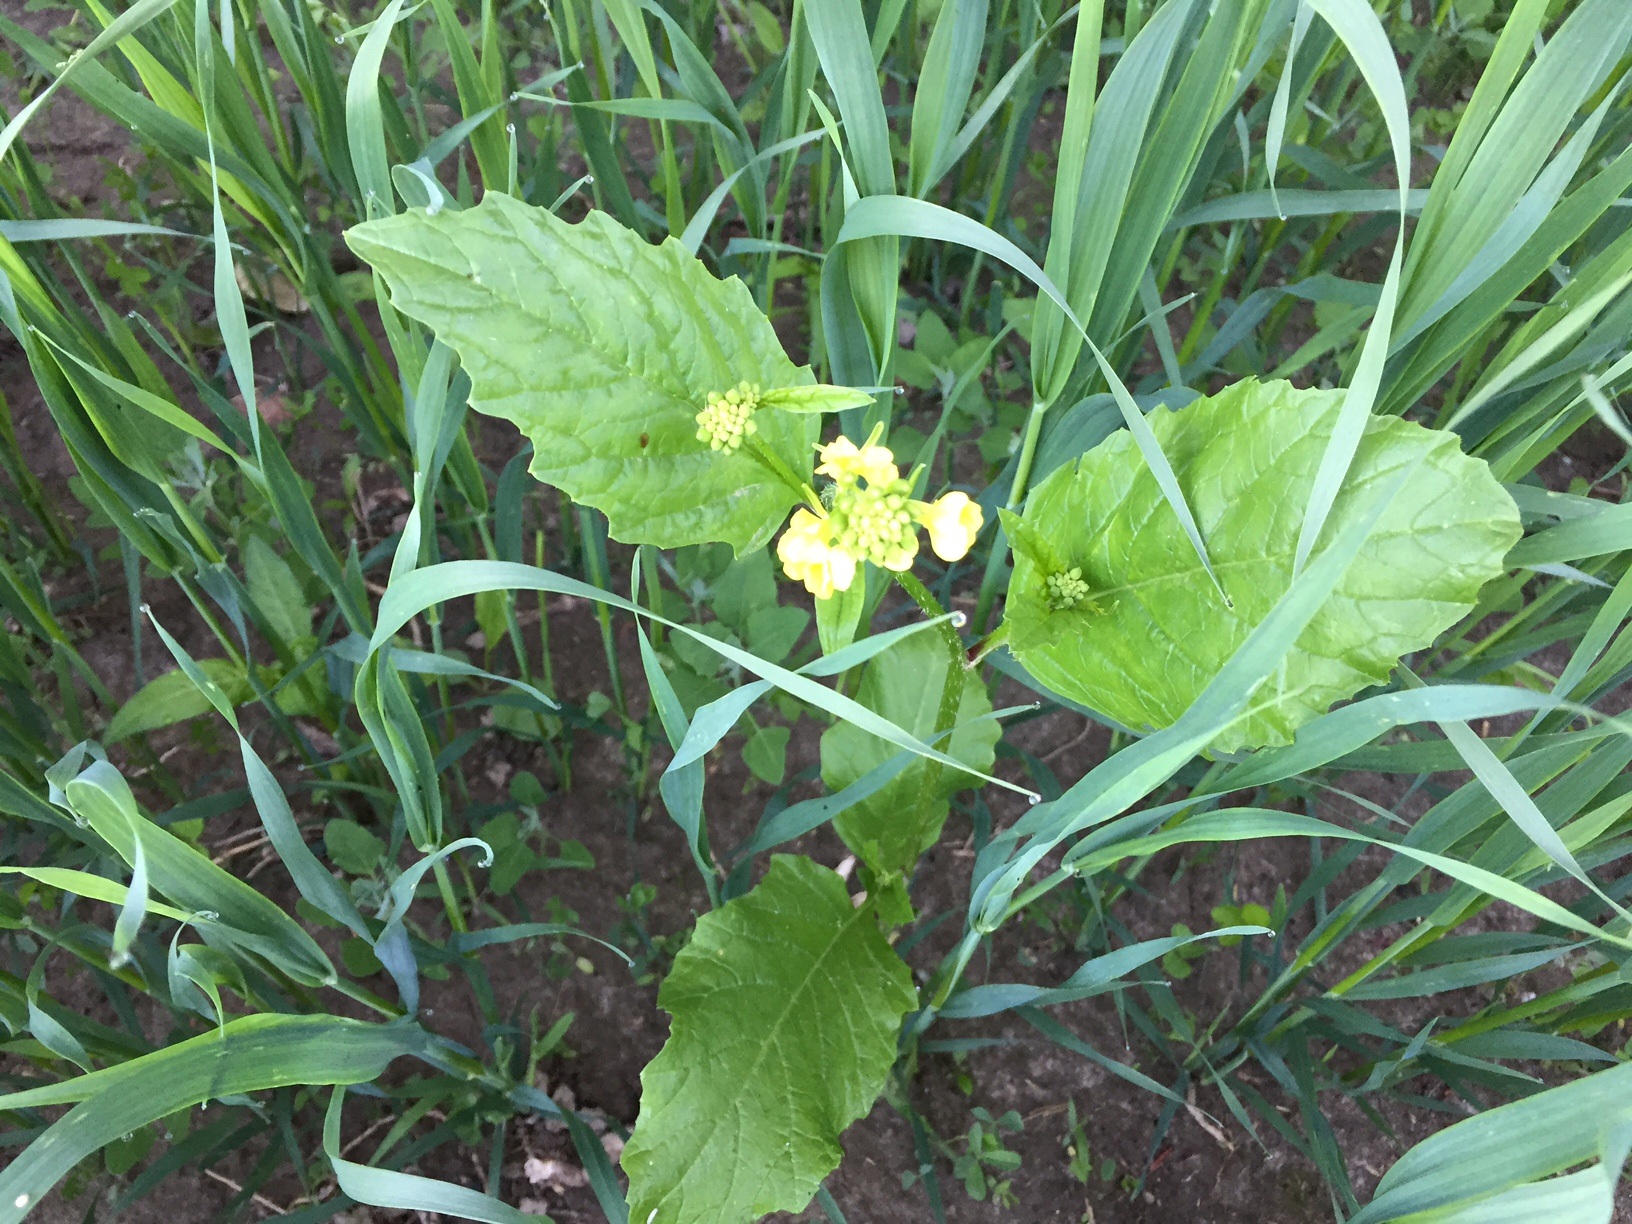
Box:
[946,1108,1022,1205]
[324,818,386,875]
[820,630,998,875]
[622,856,915,1223]
[741,723,790,785]
[1003,379,1521,751]
[0,0,1629,1220]
[347,195,819,554]
[59,757,335,987]
[242,535,314,651]
[105,658,250,741]
[0,1014,432,1224]
[1351,1061,1632,1223]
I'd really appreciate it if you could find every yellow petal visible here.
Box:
[817,434,899,486]
[920,491,982,562]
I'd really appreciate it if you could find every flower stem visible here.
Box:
[967,621,1010,668]
[973,400,1049,634]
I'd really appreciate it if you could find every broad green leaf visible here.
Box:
[106,658,251,742]
[622,855,915,1223]
[746,603,809,664]
[742,724,790,786]
[1002,379,1520,752]
[820,632,998,874]
[324,818,386,875]
[346,195,819,553]
[243,535,313,649]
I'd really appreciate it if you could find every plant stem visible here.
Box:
[432,859,468,935]
[973,399,1050,633]
[1005,400,1049,514]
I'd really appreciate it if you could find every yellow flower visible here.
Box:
[776,508,857,600]
[816,429,898,487]
[914,491,982,562]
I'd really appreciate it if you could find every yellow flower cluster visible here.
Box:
[694,381,762,452]
[776,427,984,599]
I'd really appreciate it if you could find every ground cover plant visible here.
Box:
[0,0,1631,1220]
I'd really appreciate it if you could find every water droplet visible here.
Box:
[334,35,344,44]
[15,1194,30,1210]
[506,122,516,134]
[950,610,967,628]
[1026,792,1041,806]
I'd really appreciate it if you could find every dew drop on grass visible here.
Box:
[950,611,967,628]
[1026,792,1041,806]
[15,1194,30,1210]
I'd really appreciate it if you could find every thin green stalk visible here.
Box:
[432,858,469,935]
[1005,400,1049,513]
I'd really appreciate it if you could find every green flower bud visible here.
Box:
[829,475,919,571]
[695,381,762,452]
[1045,567,1093,611]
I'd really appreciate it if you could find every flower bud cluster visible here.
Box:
[1044,566,1092,611]
[694,381,762,452]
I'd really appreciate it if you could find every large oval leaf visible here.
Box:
[1001,378,1520,752]
[622,855,915,1223]
[346,195,817,553]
